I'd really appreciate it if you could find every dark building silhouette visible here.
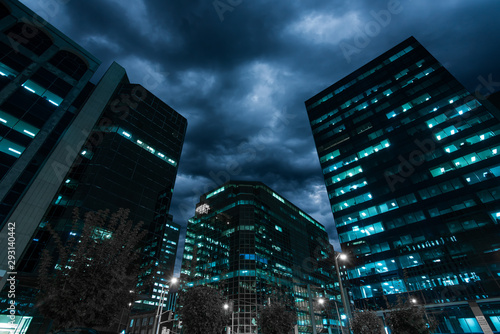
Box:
[0,0,100,287]
[306,37,500,333]
[181,181,343,334]
[1,61,186,332]
[0,1,186,332]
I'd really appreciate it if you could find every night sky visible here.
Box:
[20,0,500,255]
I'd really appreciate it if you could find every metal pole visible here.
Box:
[333,301,342,334]
[307,284,317,334]
[335,254,350,332]
[117,307,126,333]
[155,285,166,334]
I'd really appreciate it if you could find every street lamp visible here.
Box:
[155,277,178,334]
[117,289,135,333]
[224,301,234,334]
[334,253,350,331]
[319,298,343,334]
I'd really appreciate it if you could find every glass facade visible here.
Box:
[180,181,343,334]
[0,0,100,230]
[0,60,186,332]
[15,76,187,308]
[306,37,500,332]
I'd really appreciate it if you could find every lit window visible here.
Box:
[23,85,35,93]
[8,148,21,155]
[23,129,35,137]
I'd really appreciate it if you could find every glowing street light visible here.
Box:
[335,252,351,333]
[155,277,178,334]
[317,297,342,334]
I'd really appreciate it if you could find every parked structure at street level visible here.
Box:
[306,36,500,333]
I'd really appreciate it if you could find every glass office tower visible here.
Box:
[306,37,500,332]
[0,0,100,286]
[181,181,343,334]
[0,61,186,333]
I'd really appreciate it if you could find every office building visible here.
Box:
[0,1,187,332]
[1,60,187,332]
[305,36,500,333]
[180,181,343,334]
[0,0,100,286]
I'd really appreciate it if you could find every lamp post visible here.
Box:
[319,298,342,334]
[334,253,351,331]
[155,277,178,334]
[224,302,235,334]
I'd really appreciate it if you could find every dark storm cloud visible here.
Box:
[21,0,500,255]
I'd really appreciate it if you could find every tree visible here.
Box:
[178,285,229,334]
[386,299,437,334]
[351,310,384,334]
[258,302,297,334]
[37,208,147,331]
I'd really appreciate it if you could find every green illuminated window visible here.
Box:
[22,80,63,106]
[206,186,225,199]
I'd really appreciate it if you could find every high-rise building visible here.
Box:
[3,60,187,329]
[180,181,343,334]
[306,36,500,333]
[0,0,100,285]
[0,1,187,331]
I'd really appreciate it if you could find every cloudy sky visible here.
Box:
[20,0,500,252]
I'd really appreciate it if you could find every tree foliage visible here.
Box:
[351,310,384,334]
[37,208,147,330]
[178,285,229,334]
[258,302,297,334]
[386,300,437,334]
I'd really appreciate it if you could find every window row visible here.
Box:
[336,193,417,226]
[330,179,368,198]
[430,144,499,177]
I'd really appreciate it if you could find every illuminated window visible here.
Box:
[22,80,63,106]
[0,138,25,157]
